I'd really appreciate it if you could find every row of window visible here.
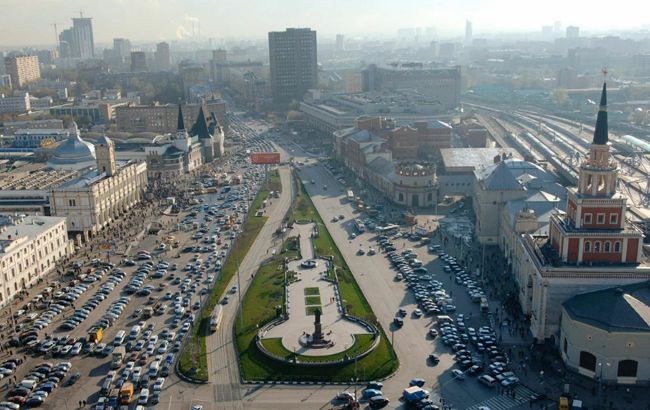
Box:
[578,350,638,378]
[584,240,621,253]
[583,212,618,225]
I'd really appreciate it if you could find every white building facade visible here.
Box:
[0,215,70,306]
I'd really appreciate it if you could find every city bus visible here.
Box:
[377,224,399,235]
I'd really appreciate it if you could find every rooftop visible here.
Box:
[0,215,66,254]
[563,281,650,333]
[441,148,519,171]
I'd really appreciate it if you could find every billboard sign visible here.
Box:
[250,152,281,164]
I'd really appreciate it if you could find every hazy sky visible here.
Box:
[0,0,648,47]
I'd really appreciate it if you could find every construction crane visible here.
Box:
[51,22,61,48]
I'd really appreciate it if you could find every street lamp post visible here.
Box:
[597,362,610,408]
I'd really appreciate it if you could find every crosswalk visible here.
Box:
[466,384,538,410]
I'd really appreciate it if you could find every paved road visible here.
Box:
[160,166,297,409]
[157,137,534,410]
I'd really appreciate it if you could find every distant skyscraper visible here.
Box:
[554,21,562,34]
[541,25,553,38]
[465,20,473,44]
[336,34,345,52]
[130,51,147,72]
[58,28,73,58]
[4,55,41,88]
[113,38,131,62]
[566,26,580,39]
[71,16,95,58]
[268,28,318,104]
[155,42,171,71]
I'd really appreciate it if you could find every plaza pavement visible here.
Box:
[263,222,371,356]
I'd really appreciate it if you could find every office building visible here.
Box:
[71,17,95,58]
[465,20,473,44]
[268,28,318,104]
[4,55,41,88]
[58,28,73,58]
[566,26,580,38]
[361,64,461,109]
[301,89,453,135]
[13,127,76,148]
[1,119,63,135]
[155,42,171,71]
[0,215,70,307]
[130,51,147,72]
[115,100,227,134]
[111,38,131,65]
[336,34,345,52]
[0,93,30,114]
[334,117,439,208]
[0,75,11,89]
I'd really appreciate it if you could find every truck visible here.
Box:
[107,388,120,408]
[88,327,103,343]
[111,346,126,369]
[119,382,134,404]
[209,312,221,332]
[402,386,429,403]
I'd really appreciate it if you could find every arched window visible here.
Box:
[614,241,621,252]
[594,242,601,253]
[617,360,638,378]
[584,241,591,252]
[579,351,597,372]
[604,242,611,252]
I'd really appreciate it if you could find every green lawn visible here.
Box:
[305,306,322,315]
[304,296,321,305]
[304,287,320,296]
[259,333,376,363]
[234,172,398,382]
[178,186,270,381]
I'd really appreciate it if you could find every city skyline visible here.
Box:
[1,0,649,47]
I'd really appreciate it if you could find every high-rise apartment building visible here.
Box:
[4,55,41,88]
[566,26,580,38]
[465,20,473,44]
[130,52,147,72]
[155,42,171,71]
[268,28,318,104]
[71,17,95,58]
[113,38,132,62]
[58,28,73,58]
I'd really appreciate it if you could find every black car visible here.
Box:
[368,395,390,408]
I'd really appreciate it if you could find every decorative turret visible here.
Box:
[176,103,185,131]
[592,81,608,145]
[96,135,116,176]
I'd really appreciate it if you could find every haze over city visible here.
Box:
[1,0,649,46]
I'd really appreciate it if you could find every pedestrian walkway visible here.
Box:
[466,384,537,410]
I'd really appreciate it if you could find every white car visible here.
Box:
[138,388,150,405]
[153,377,165,391]
[157,341,169,354]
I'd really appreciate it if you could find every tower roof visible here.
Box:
[191,106,211,139]
[177,103,185,131]
[592,81,608,145]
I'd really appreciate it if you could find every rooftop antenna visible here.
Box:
[602,67,608,82]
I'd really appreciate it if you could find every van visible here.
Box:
[437,315,454,325]
[148,361,160,378]
[478,374,497,387]
[129,326,141,340]
[113,330,126,346]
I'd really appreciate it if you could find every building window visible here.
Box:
[584,241,591,252]
[68,199,76,207]
[614,241,621,252]
[594,242,601,253]
[584,213,592,224]
[604,242,610,252]
[563,338,568,354]
[617,360,638,378]
[610,213,618,225]
[579,351,597,372]
[597,213,605,224]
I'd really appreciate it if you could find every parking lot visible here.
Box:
[0,132,274,409]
